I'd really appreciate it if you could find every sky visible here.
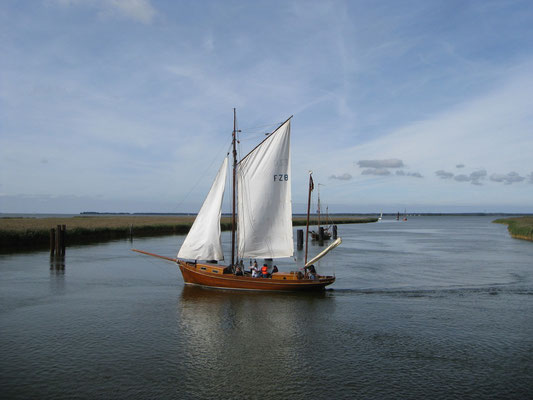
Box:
[1,0,533,214]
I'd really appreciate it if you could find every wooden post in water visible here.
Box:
[319,227,325,241]
[50,226,66,259]
[50,228,56,256]
[332,225,337,239]
[297,229,303,250]
[61,225,66,255]
[55,225,61,255]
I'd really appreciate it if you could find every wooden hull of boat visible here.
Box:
[178,261,335,291]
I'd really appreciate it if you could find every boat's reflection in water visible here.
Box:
[176,285,335,398]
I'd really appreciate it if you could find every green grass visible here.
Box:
[0,215,376,251]
[493,216,533,241]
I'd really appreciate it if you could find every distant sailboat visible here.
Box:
[133,110,338,291]
[378,212,383,222]
[310,184,332,241]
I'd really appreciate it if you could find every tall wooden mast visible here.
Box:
[317,184,321,231]
[231,108,237,267]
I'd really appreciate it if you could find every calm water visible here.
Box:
[1,216,532,399]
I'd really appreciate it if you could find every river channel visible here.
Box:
[1,216,532,399]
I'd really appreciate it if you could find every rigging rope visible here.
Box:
[239,121,284,134]
[173,139,232,212]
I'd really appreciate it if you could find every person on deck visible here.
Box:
[272,265,279,274]
[251,260,258,274]
[251,264,259,278]
[305,264,317,280]
[261,263,270,278]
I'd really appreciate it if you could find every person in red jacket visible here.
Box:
[261,264,270,278]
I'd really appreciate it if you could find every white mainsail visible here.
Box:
[178,157,228,261]
[237,119,293,258]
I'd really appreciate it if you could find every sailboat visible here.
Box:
[310,185,332,241]
[378,212,383,222]
[133,110,338,291]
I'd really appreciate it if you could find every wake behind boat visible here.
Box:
[133,110,340,291]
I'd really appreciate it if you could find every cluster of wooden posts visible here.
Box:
[50,225,66,256]
[46,224,336,256]
[296,225,338,249]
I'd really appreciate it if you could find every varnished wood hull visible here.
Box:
[178,260,335,291]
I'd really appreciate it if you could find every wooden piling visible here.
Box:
[52,225,66,255]
[50,228,56,256]
[55,225,61,255]
[61,224,66,255]
[297,229,303,249]
[319,227,325,241]
[332,225,337,239]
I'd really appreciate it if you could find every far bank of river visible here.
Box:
[0,215,376,251]
[493,216,533,242]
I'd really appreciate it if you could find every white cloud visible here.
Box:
[357,159,404,168]
[51,0,157,24]
[362,168,391,176]
[435,170,454,179]
[453,170,487,186]
[396,170,423,178]
[441,170,487,185]
[101,0,156,24]
[454,174,470,182]
[490,172,525,185]
[329,173,352,181]
[469,170,487,185]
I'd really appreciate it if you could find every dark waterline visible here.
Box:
[1,216,532,399]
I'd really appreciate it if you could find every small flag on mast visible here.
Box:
[309,173,314,191]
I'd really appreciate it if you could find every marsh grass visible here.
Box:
[0,215,376,250]
[493,216,533,241]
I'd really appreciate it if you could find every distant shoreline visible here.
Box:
[80,212,533,216]
[0,215,376,252]
[2,211,531,219]
[493,217,533,242]
[3,214,533,252]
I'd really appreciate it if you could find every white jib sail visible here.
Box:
[177,157,228,261]
[237,119,293,258]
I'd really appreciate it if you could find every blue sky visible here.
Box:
[1,0,532,214]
